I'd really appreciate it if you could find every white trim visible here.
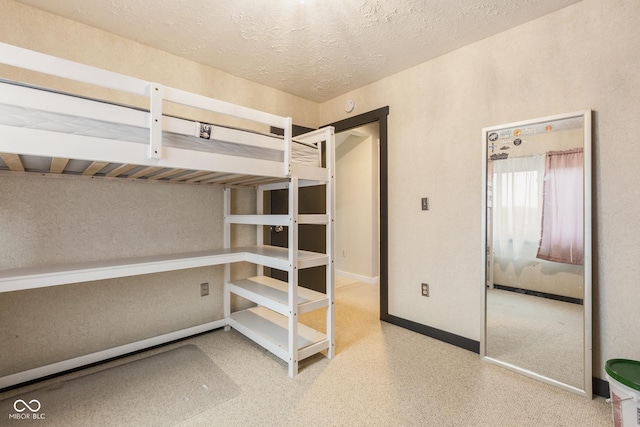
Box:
[336,270,379,285]
[0,320,226,390]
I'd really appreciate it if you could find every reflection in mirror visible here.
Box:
[481,111,592,397]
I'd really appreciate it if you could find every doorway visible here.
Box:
[325,107,389,318]
[267,108,389,317]
[334,123,380,285]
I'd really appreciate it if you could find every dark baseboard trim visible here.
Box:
[382,314,480,353]
[593,376,610,398]
[382,314,610,398]
[327,106,607,399]
[493,284,583,305]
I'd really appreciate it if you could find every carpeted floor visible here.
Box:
[0,278,613,426]
[0,345,240,426]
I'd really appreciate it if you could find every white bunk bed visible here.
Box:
[0,42,335,388]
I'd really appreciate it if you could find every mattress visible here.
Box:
[0,81,320,174]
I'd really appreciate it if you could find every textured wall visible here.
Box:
[335,123,378,280]
[320,0,640,380]
[0,176,225,376]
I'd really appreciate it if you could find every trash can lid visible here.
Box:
[606,359,640,392]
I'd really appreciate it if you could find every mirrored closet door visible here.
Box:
[481,111,592,397]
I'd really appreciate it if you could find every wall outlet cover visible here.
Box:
[421,283,429,297]
[200,282,209,297]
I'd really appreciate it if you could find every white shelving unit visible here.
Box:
[223,132,335,377]
[0,132,335,386]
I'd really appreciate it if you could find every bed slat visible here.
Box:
[147,168,186,181]
[215,174,261,185]
[0,153,25,172]
[82,161,110,176]
[201,174,244,185]
[128,166,162,179]
[106,164,138,178]
[170,170,212,182]
[50,157,69,174]
[226,175,283,186]
[184,172,228,183]
[178,171,220,184]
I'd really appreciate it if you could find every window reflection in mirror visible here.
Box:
[482,111,592,397]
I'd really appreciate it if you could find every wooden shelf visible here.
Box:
[228,306,329,362]
[228,276,329,316]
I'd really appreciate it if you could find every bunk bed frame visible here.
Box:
[0,42,335,388]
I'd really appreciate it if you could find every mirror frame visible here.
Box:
[480,110,592,397]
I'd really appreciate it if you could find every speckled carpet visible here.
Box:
[0,279,613,426]
[0,345,240,426]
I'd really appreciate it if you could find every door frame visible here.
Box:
[323,107,389,319]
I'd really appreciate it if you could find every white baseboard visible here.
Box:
[336,270,379,285]
[0,319,226,390]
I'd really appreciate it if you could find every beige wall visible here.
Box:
[320,0,640,380]
[0,176,225,375]
[335,123,379,281]
[0,0,319,377]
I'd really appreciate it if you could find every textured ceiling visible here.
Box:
[15,0,580,102]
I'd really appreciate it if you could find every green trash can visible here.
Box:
[605,359,640,427]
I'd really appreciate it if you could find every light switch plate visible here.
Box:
[421,197,429,211]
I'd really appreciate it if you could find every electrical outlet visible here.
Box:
[200,282,209,297]
[421,283,429,297]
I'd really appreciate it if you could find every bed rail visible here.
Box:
[0,42,294,177]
